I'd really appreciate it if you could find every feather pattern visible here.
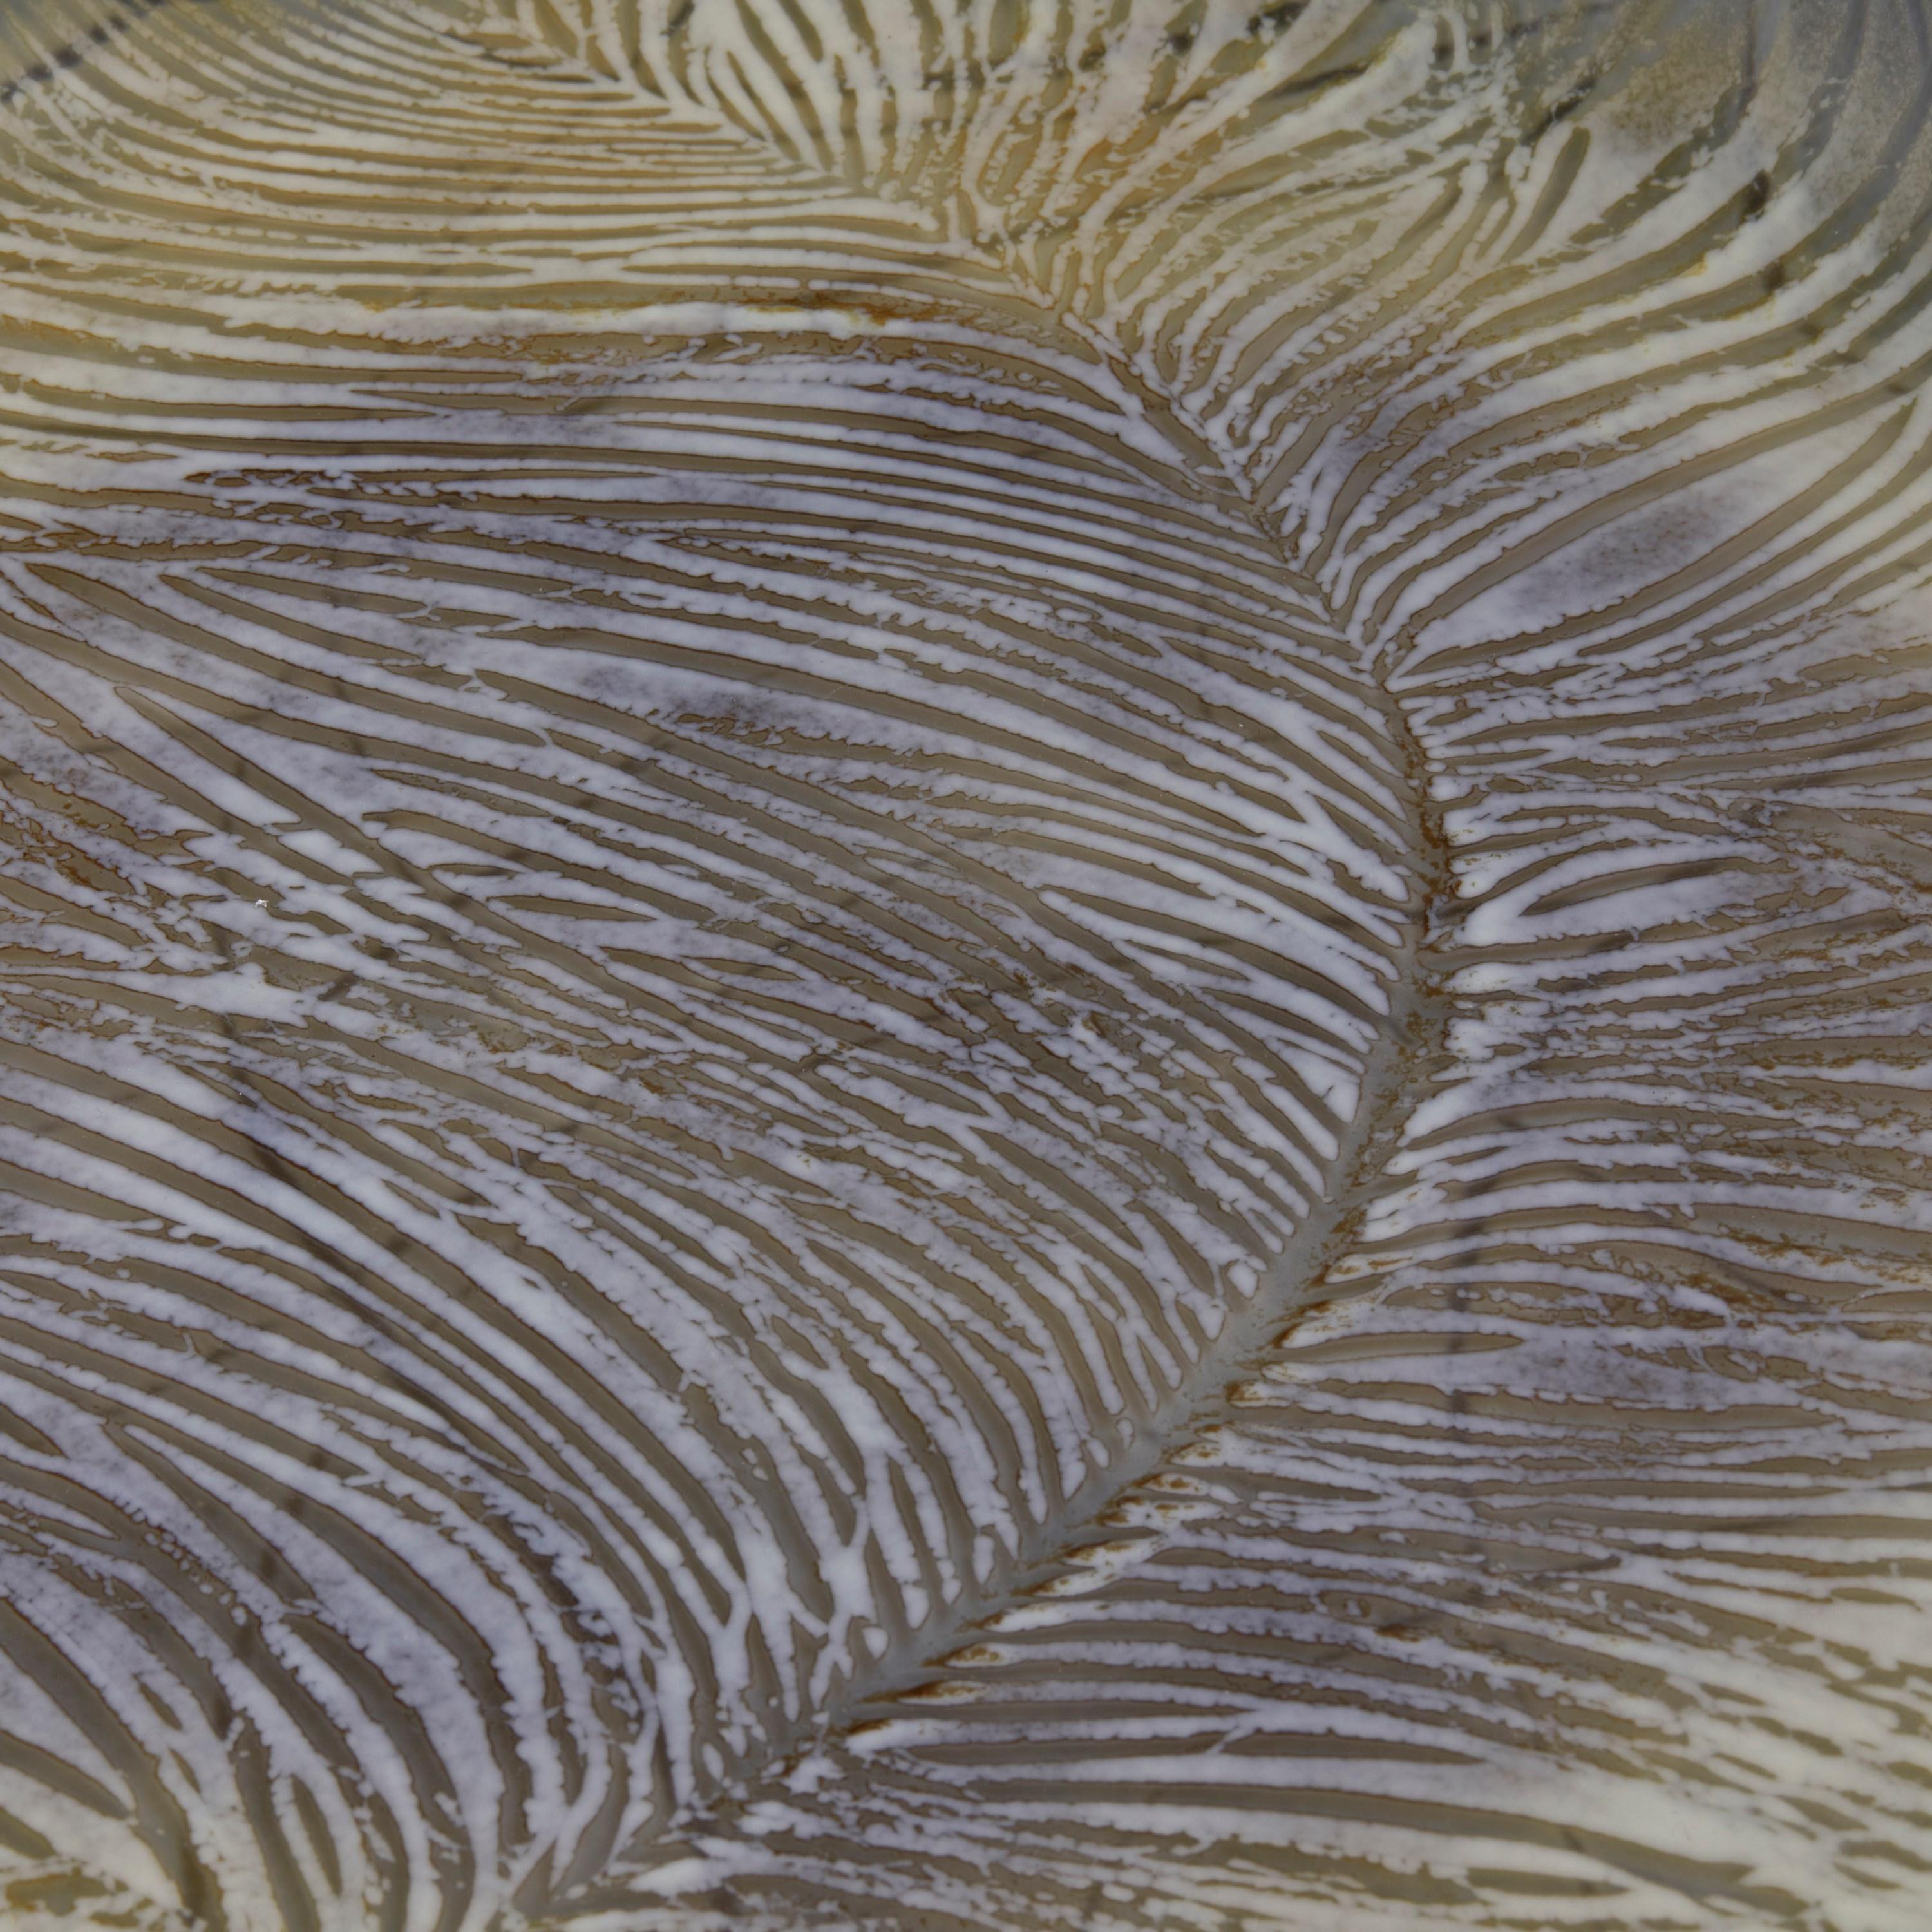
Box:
[1,2,1929,1927]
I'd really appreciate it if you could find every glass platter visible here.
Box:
[0,2,1929,1927]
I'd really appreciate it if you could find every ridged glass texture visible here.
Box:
[1,3,1930,1929]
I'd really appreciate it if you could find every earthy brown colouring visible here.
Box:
[1,2,1930,1928]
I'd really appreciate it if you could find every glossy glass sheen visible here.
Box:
[1,2,1929,1927]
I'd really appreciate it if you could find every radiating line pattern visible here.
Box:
[0,2,1929,1929]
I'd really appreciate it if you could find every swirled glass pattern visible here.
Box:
[2,3,1931,1927]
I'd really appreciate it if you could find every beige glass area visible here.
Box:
[0,2,1929,1927]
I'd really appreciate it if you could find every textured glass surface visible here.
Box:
[1,2,1930,1927]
